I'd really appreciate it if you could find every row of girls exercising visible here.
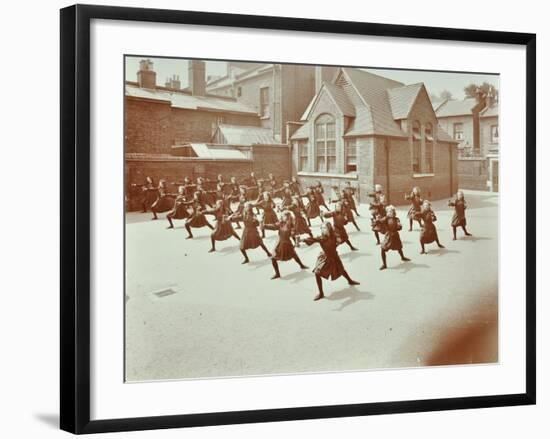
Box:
[368,185,473,257]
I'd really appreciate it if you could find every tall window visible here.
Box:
[424,123,434,173]
[453,122,464,140]
[345,138,357,173]
[491,125,499,143]
[298,141,308,172]
[260,87,270,118]
[412,121,421,173]
[315,114,336,173]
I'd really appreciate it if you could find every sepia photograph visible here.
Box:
[124,56,500,382]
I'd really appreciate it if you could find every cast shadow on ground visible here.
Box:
[34,413,59,430]
[459,235,493,243]
[326,287,375,311]
[281,268,311,284]
[340,251,370,261]
[388,261,430,274]
[246,258,272,269]
[423,248,461,257]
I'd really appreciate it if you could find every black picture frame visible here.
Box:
[60,4,536,434]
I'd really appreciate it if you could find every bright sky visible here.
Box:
[125,56,499,100]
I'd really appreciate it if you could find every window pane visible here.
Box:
[326,122,335,139]
[316,157,326,172]
[327,140,336,156]
[327,157,337,173]
[412,141,421,173]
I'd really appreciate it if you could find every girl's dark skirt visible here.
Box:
[420,223,437,244]
[382,231,403,251]
[407,207,422,221]
[451,213,466,227]
[272,241,297,261]
[313,252,345,280]
[334,225,349,245]
[295,215,311,235]
[168,204,189,220]
[186,212,209,228]
[262,209,278,225]
[306,203,320,219]
[212,220,236,241]
[240,227,263,250]
[151,196,173,213]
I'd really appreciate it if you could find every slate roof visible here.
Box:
[215,124,279,146]
[435,97,478,117]
[182,143,249,160]
[387,83,424,120]
[125,84,257,115]
[291,67,458,143]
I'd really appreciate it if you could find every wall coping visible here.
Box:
[297,171,358,180]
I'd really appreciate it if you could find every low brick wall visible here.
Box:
[458,158,489,191]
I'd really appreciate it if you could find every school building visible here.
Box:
[289,67,460,204]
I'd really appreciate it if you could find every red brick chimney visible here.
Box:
[188,60,206,96]
[137,59,156,89]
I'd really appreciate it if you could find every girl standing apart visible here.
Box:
[448,190,472,240]
[419,200,445,254]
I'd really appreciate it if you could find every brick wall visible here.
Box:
[458,158,488,191]
[125,97,260,154]
[251,145,291,183]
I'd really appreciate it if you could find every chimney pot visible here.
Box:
[137,59,156,89]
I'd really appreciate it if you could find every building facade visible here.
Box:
[436,93,499,191]
[290,68,459,204]
[125,59,291,211]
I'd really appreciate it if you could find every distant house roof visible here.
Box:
[387,83,424,120]
[214,124,279,146]
[290,123,309,140]
[181,143,249,160]
[435,97,478,117]
[292,67,458,143]
[480,103,499,118]
[125,84,258,115]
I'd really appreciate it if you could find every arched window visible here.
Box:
[412,120,421,173]
[315,114,336,173]
[424,122,434,173]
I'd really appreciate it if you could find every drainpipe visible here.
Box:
[449,144,454,196]
[385,138,390,203]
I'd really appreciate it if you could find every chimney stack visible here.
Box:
[137,59,156,89]
[165,74,181,90]
[188,60,206,96]
[315,66,339,93]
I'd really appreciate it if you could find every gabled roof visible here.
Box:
[340,68,407,138]
[387,83,424,120]
[324,83,356,117]
[215,124,278,146]
[125,84,257,115]
[435,97,477,117]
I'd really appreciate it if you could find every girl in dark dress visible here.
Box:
[448,190,472,240]
[375,205,411,270]
[332,188,360,231]
[323,202,359,251]
[133,176,157,213]
[206,200,241,252]
[183,192,215,239]
[239,203,272,264]
[369,185,386,244]
[279,187,294,211]
[166,186,190,229]
[419,200,445,254]
[314,180,330,211]
[302,187,323,226]
[289,196,313,246]
[405,186,424,231]
[289,176,302,196]
[150,180,174,220]
[253,191,279,238]
[270,211,309,279]
[304,222,360,301]
[228,192,246,230]
[344,181,360,216]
